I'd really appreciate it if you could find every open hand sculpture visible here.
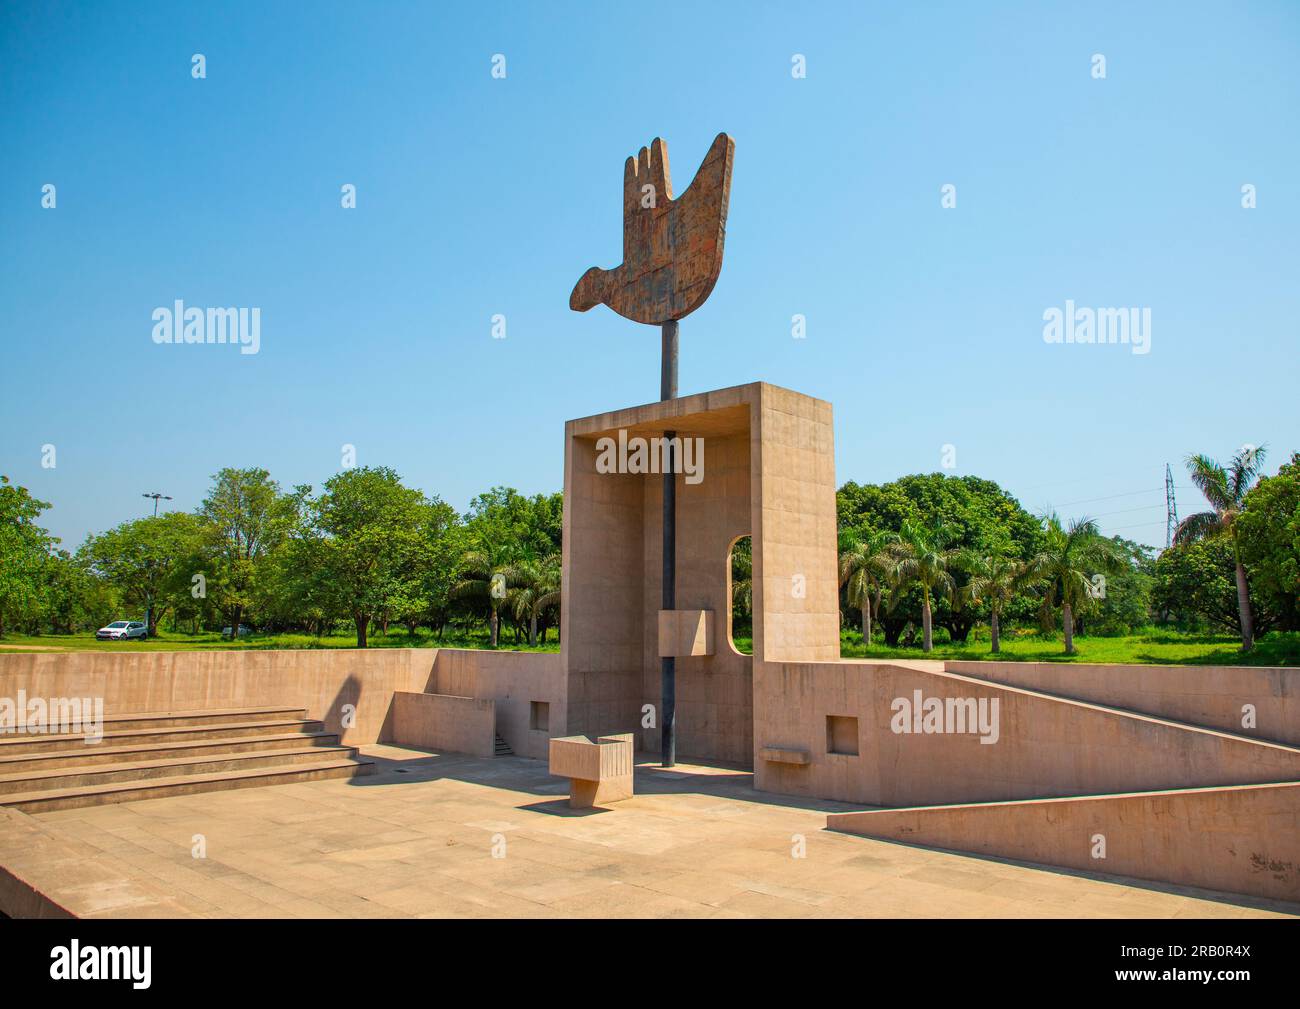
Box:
[570,132,735,325]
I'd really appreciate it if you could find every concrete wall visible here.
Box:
[0,647,565,760]
[754,660,1300,806]
[560,382,837,767]
[947,660,1300,745]
[562,429,647,746]
[638,423,752,764]
[563,386,758,764]
[751,384,840,666]
[828,782,1300,904]
[0,648,436,745]
[429,648,565,760]
[384,691,496,757]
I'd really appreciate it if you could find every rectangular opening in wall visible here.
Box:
[530,701,550,732]
[826,715,859,756]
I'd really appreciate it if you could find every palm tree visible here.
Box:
[504,552,561,646]
[452,541,512,647]
[1025,513,1124,655]
[961,552,1022,654]
[885,522,960,652]
[838,530,895,647]
[730,536,752,626]
[1175,446,1266,650]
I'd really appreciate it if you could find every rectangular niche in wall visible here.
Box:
[530,701,551,732]
[826,715,859,756]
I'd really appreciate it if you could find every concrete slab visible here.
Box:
[3,744,1296,919]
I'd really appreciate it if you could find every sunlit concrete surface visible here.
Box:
[20,746,1299,919]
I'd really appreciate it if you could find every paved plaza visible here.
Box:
[25,746,1298,919]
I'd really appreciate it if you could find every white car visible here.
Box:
[96,620,147,641]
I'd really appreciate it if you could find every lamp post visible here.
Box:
[142,492,172,517]
[141,492,172,634]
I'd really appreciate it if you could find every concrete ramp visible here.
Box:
[821,660,1300,904]
[828,781,1300,903]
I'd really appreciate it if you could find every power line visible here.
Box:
[1038,486,1164,508]
[1105,520,1169,533]
[1088,503,1167,520]
[1012,469,1163,493]
[1032,484,1204,511]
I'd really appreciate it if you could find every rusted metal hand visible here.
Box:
[570,132,735,325]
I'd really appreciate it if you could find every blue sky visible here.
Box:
[2,0,1297,551]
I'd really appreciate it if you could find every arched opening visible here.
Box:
[728,535,752,655]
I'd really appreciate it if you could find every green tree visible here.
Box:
[838,529,895,646]
[274,531,337,637]
[1152,537,1250,634]
[838,474,1040,560]
[1175,447,1267,650]
[1082,536,1154,636]
[82,511,205,635]
[414,501,466,639]
[453,540,514,648]
[961,552,1022,653]
[40,550,117,634]
[884,521,961,652]
[1025,513,1125,655]
[1236,452,1300,631]
[730,535,753,635]
[302,467,433,647]
[838,474,1041,642]
[0,476,56,637]
[504,551,561,646]
[199,468,299,637]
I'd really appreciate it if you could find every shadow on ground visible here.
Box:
[350,745,860,814]
[351,745,1299,918]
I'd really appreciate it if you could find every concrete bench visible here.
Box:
[548,733,634,808]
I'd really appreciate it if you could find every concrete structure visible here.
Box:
[0,646,436,746]
[561,382,838,765]
[387,692,496,759]
[754,661,1300,807]
[828,782,1300,905]
[0,706,374,813]
[1,378,1297,908]
[7,749,1293,919]
[548,732,634,808]
[944,659,1300,746]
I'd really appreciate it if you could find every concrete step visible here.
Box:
[0,807,206,917]
[0,705,307,738]
[0,745,362,794]
[0,718,326,756]
[0,731,342,776]
[494,733,513,756]
[0,758,377,813]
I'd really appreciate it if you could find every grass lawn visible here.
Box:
[839,628,1300,666]
[2,627,1295,667]
[0,627,560,654]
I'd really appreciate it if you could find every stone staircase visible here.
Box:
[494,733,513,756]
[0,706,375,813]
[826,663,1300,903]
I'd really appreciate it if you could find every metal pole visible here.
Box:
[661,321,678,401]
[660,320,678,767]
[141,493,171,634]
